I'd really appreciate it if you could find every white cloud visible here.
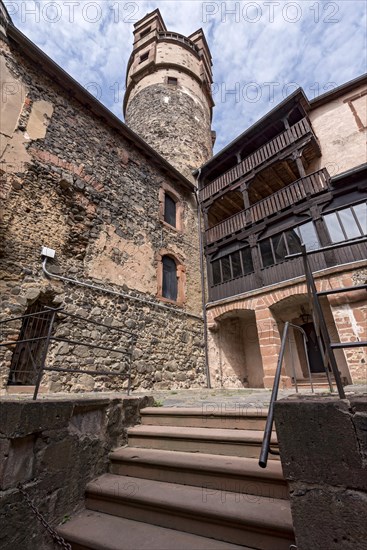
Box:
[6,0,367,153]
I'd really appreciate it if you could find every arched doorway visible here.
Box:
[270,294,351,384]
[208,309,264,388]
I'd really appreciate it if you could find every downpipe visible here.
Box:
[194,170,211,389]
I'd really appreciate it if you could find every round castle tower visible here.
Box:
[123,9,215,181]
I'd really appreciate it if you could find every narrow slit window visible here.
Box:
[212,260,221,285]
[167,76,178,86]
[164,193,176,227]
[162,256,178,301]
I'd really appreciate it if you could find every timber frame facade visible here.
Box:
[198,88,366,303]
[197,77,367,389]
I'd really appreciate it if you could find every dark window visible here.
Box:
[324,203,366,243]
[273,233,287,263]
[212,260,221,285]
[211,246,254,285]
[140,27,151,38]
[140,51,149,63]
[286,229,303,255]
[167,76,178,86]
[241,248,254,275]
[231,251,242,278]
[259,221,320,268]
[162,256,177,301]
[164,193,176,227]
[260,239,274,267]
[221,256,231,282]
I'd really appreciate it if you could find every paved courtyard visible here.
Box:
[3,384,365,407]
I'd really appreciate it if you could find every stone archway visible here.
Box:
[269,293,351,384]
[208,309,264,388]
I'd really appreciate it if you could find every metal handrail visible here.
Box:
[260,238,367,468]
[0,307,137,400]
[259,321,313,469]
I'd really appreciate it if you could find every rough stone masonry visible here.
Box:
[0,18,206,395]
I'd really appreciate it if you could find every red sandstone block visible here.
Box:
[255,309,271,320]
[260,349,280,356]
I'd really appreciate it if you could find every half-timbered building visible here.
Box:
[197,77,367,389]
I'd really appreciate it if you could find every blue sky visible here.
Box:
[5,0,367,153]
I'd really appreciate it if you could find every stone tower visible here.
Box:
[124,9,214,181]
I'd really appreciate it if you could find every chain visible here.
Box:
[17,484,72,550]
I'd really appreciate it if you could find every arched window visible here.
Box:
[162,255,178,301]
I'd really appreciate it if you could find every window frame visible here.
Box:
[259,221,320,269]
[156,250,186,305]
[140,27,151,39]
[163,192,177,228]
[323,202,366,244]
[159,185,183,232]
[167,76,178,86]
[210,245,254,286]
[139,51,149,64]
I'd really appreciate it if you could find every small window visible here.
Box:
[231,251,242,279]
[241,248,254,275]
[297,222,319,251]
[221,257,231,282]
[162,256,178,301]
[212,260,221,285]
[164,193,176,227]
[259,221,320,268]
[140,27,151,39]
[139,51,149,63]
[211,246,254,285]
[354,202,367,234]
[167,76,178,86]
[260,239,274,268]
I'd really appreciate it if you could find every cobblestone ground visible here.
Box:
[2,385,364,407]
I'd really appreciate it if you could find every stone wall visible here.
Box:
[125,81,213,181]
[0,395,152,550]
[309,83,367,177]
[0,27,206,394]
[274,394,367,550]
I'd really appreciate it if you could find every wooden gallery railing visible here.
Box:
[205,169,330,245]
[200,117,315,202]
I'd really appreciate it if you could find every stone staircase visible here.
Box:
[295,373,334,390]
[58,407,295,550]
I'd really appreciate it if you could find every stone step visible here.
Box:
[110,447,288,499]
[295,382,330,388]
[85,474,295,550]
[140,407,269,430]
[58,510,252,550]
[127,425,279,459]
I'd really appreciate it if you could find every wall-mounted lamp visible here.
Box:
[300,307,311,324]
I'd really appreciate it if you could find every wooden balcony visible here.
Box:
[205,169,330,245]
[200,117,318,202]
